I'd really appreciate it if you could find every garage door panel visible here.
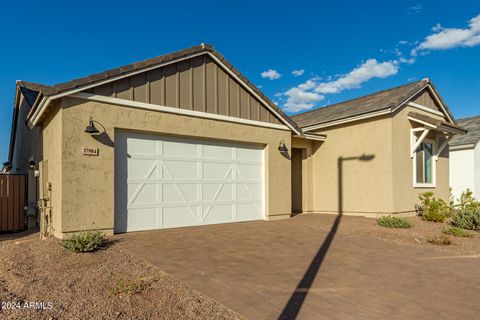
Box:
[237,164,263,180]
[115,132,265,233]
[203,162,232,180]
[127,138,158,155]
[162,184,198,203]
[127,208,158,231]
[236,147,263,161]
[203,204,233,224]
[163,140,198,158]
[127,159,159,179]
[237,203,263,221]
[163,206,198,228]
[129,184,158,205]
[202,183,233,201]
[202,144,233,160]
[236,183,262,201]
[163,161,198,180]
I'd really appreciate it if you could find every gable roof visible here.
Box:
[407,111,466,135]
[450,115,480,147]
[17,44,301,134]
[291,79,455,130]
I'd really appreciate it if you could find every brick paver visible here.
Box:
[117,214,480,320]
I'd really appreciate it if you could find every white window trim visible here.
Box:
[412,135,436,188]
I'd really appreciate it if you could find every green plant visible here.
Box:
[442,226,472,238]
[377,216,412,228]
[427,235,453,245]
[418,192,454,223]
[452,207,480,231]
[457,189,480,212]
[62,230,107,253]
[109,278,148,296]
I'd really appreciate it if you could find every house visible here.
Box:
[449,116,480,201]
[291,79,466,216]
[7,44,466,238]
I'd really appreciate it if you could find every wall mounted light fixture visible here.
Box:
[278,140,288,154]
[85,116,100,134]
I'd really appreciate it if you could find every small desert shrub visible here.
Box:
[457,189,480,212]
[418,192,454,223]
[109,278,148,296]
[442,226,472,238]
[428,235,453,245]
[377,216,412,228]
[452,207,480,231]
[62,230,107,253]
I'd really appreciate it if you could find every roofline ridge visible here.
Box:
[292,79,428,118]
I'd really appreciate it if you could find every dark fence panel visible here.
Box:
[0,174,27,232]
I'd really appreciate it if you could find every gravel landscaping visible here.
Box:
[331,214,480,255]
[0,234,242,320]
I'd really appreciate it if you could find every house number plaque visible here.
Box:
[83,147,99,156]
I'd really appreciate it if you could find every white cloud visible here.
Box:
[283,87,324,113]
[412,14,480,55]
[314,59,399,94]
[291,69,305,76]
[408,4,422,15]
[281,58,402,113]
[261,69,281,80]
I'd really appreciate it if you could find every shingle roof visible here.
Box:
[17,44,301,134]
[450,115,480,147]
[291,79,453,128]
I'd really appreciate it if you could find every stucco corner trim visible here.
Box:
[69,92,291,132]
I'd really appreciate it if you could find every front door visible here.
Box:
[291,148,303,214]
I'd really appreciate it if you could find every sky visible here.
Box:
[1,0,479,162]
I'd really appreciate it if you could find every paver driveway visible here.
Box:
[117,214,480,320]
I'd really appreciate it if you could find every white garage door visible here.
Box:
[115,132,265,232]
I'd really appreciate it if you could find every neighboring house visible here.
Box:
[7,44,466,238]
[292,79,466,216]
[449,116,480,201]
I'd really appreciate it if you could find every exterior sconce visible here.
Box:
[85,117,100,134]
[28,157,36,170]
[278,140,289,154]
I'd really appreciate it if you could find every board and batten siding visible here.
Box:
[84,55,281,124]
[412,90,441,112]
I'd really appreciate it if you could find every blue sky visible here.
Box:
[1,1,479,162]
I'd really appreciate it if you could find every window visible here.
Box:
[413,139,436,187]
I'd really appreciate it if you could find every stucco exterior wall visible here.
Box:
[40,106,63,237]
[391,106,451,213]
[449,147,475,201]
[310,116,394,214]
[58,97,292,236]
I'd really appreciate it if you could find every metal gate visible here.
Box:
[0,174,27,232]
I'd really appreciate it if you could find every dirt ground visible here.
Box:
[333,214,480,255]
[0,215,478,320]
[0,234,242,320]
